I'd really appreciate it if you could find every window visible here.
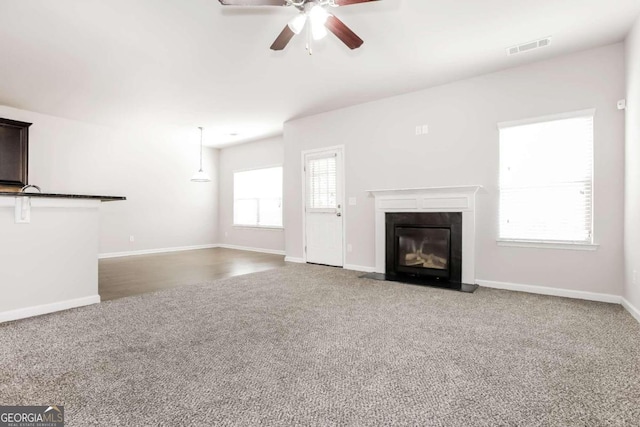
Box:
[498,110,594,245]
[307,154,337,210]
[233,166,283,228]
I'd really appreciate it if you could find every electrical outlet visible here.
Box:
[225,231,229,237]
[129,235,135,243]
[347,244,353,253]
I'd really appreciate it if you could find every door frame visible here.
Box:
[301,145,346,266]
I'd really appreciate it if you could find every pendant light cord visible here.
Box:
[199,126,204,171]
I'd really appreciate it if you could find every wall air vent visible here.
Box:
[507,37,552,56]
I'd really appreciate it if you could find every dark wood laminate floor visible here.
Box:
[99,248,286,301]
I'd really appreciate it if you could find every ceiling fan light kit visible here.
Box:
[218,0,377,54]
[288,14,307,34]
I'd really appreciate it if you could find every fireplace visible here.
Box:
[367,186,480,292]
[385,212,462,285]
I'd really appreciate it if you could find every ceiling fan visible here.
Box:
[218,0,379,54]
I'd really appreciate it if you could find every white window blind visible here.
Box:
[499,111,594,244]
[307,155,337,209]
[233,166,283,227]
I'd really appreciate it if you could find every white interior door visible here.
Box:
[304,148,344,267]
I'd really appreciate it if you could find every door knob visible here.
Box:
[337,212,342,217]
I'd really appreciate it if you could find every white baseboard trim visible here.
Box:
[477,280,621,304]
[99,244,219,259]
[284,256,305,264]
[344,264,377,273]
[622,298,640,324]
[0,295,101,324]
[217,244,285,256]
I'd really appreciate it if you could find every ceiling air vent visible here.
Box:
[507,37,552,56]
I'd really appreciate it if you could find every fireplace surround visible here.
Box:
[366,186,482,292]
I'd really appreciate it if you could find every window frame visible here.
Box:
[496,109,599,251]
[232,164,284,230]
[305,151,339,214]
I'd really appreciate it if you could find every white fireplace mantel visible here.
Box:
[367,185,483,284]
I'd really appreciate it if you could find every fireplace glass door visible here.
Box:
[396,227,451,278]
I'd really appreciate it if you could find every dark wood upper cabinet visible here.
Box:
[0,117,32,189]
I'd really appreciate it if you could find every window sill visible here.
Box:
[233,225,284,231]
[496,239,599,251]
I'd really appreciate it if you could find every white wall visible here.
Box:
[625,19,640,311]
[284,43,626,295]
[0,105,219,254]
[218,136,285,252]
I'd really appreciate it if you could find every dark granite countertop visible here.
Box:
[0,192,126,202]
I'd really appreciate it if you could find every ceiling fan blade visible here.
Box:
[218,0,289,5]
[270,25,296,50]
[325,15,364,50]
[333,0,380,6]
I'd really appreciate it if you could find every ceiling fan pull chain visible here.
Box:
[306,20,313,55]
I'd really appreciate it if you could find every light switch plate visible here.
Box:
[348,197,357,206]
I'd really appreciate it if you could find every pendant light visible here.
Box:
[191,126,211,182]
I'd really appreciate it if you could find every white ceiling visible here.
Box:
[0,0,639,147]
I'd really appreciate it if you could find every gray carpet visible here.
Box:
[1,264,639,426]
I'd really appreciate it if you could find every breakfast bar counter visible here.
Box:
[0,191,126,322]
[0,191,125,201]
